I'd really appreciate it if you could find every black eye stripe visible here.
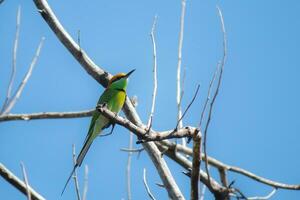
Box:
[112,76,124,83]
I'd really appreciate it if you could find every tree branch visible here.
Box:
[0,109,94,122]
[160,140,300,190]
[0,163,45,200]
[1,5,21,113]
[33,0,110,86]
[191,133,202,200]
[176,0,187,146]
[147,15,158,130]
[143,168,157,200]
[33,1,185,198]
[2,37,45,115]
[96,104,197,143]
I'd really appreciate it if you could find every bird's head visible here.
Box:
[107,69,135,90]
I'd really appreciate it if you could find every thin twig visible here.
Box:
[143,168,157,200]
[121,147,144,153]
[2,37,45,115]
[147,15,158,130]
[176,0,187,146]
[203,5,227,190]
[20,162,32,200]
[82,165,88,200]
[72,145,81,200]
[0,163,45,200]
[0,109,94,122]
[126,132,133,200]
[199,63,220,128]
[247,188,277,200]
[176,84,200,129]
[1,6,21,114]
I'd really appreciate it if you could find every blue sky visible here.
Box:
[1,0,300,199]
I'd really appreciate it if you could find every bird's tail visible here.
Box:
[76,133,94,167]
[61,164,78,196]
[61,135,94,196]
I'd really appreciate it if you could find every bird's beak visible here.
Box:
[125,69,136,78]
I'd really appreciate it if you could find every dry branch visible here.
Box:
[176,0,187,147]
[0,109,94,122]
[160,140,300,190]
[33,0,185,198]
[2,37,45,115]
[143,168,157,200]
[147,15,158,130]
[0,163,45,200]
[96,104,197,143]
[1,6,21,113]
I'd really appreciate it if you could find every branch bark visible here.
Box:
[0,163,45,200]
[33,0,185,199]
[0,109,94,122]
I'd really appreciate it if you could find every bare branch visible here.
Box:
[176,0,187,145]
[190,132,202,200]
[2,37,45,115]
[33,1,185,198]
[82,165,88,200]
[1,6,21,113]
[96,104,197,144]
[160,141,300,190]
[72,145,81,200]
[121,147,144,153]
[20,163,31,200]
[0,163,45,200]
[247,188,277,200]
[143,168,157,200]
[199,166,210,200]
[155,143,231,199]
[0,109,94,122]
[218,168,228,188]
[126,132,133,200]
[199,63,220,128]
[33,0,110,86]
[147,15,158,130]
[202,5,227,190]
[176,84,200,129]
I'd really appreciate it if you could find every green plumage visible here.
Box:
[62,70,134,195]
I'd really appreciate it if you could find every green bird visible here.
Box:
[61,69,135,195]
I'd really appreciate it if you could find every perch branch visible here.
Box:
[97,104,197,143]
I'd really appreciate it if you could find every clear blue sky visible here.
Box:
[1,0,300,199]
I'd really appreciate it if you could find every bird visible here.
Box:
[61,69,135,195]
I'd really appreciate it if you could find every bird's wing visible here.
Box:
[75,88,115,166]
[62,88,116,195]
